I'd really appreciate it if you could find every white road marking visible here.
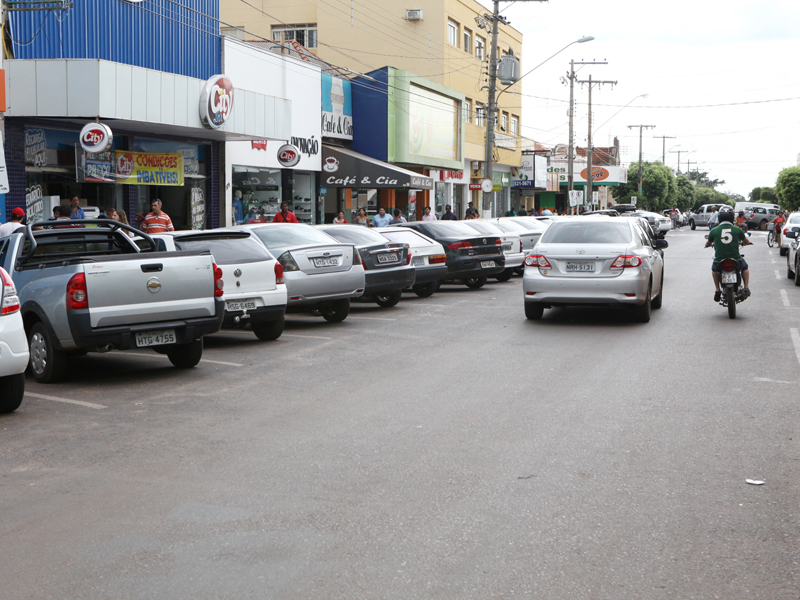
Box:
[114,352,244,367]
[347,316,397,321]
[775,270,782,280]
[790,329,800,367]
[282,334,333,340]
[25,392,107,410]
[781,289,791,307]
[752,377,795,384]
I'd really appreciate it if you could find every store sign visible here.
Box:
[79,122,113,154]
[277,144,301,167]
[200,75,235,129]
[25,127,47,167]
[580,166,610,182]
[512,158,534,188]
[440,170,463,181]
[468,183,482,191]
[290,135,319,158]
[251,140,268,151]
[191,187,205,230]
[408,84,458,161]
[321,74,353,141]
[26,184,44,222]
[322,146,433,190]
[82,150,114,182]
[115,151,184,186]
[551,165,628,186]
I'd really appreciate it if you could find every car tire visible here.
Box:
[320,298,350,323]
[28,322,69,384]
[464,277,487,289]
[794,258,800,287]
[652,273,664,309]
[631,283,652,323]
[690,220,696,230]
[780,247,788,257]
[0,373,25,414]
[167,338,203,368]
[412,281,438,298]
[374,291,402,308]
[252,317,285,341]
[494,269,514,282]
[788,256,795,279]
[524,302,544,320]
[514,266,525,276]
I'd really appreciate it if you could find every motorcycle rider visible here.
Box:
[705,210,751,302]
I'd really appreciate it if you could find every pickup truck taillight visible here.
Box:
[213,263,224,297]
[406,251,412,265]
[66,273,88,310]
[0,267,20,315]
[274,262,285,285]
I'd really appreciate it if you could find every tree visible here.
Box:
[776,166,800,211]
[726,192,745,204]
[692,187,730,211]
[675,175,694,211]
[761,187,778,202]
[688,170,725,189]
[749,187,762,202]
[611,162,675,211]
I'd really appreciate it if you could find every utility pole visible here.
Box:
[577,74,616,212]
[627,124,655,197]
[686,159,697,181]
[669,148,683,173]
[653,135,675,164]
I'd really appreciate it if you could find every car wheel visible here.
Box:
[788,256,795,279]
[494,269,514,282]
[28,322,68,383]
[652,273,664,309]
[412,281,438,298]
[794,258,800,287]
[374,290,402,308]
[464,276,487,289]
[780,247,788,257]
[690,220,696,230]
[320,298,350,323]
[524,302,544,320]
[252,317,284,341]
[167,338,203,368]
[0,373,25,414]
[514,266,524,276]
[631,282,652,323]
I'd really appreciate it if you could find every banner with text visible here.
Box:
[114,151,184,186]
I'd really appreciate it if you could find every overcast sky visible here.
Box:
[483,0,800,197]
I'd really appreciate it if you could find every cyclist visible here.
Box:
[770,210,786,245]
[705,210,751,302]
[736,210,748,232]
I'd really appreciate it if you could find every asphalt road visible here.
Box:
[2,227,799,599]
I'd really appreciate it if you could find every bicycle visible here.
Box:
[767,222,779,247]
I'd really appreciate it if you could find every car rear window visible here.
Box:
[319,226,386,245]
[541,221,633,244]
[463,221,503,235]
[509,218,547,231]
[418,222,487,236]
[24,230,137,259]
[174,234,272,265]
[493,220,527,234]
[379,229,435,246]
[788,214,800,224]
[251,225,338,248]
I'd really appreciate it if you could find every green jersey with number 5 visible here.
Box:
[708,222,745,261]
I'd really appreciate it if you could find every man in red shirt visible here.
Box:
[141,199,175,233]
[272,202,298,223]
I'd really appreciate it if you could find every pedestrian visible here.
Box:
[117,208,131,228]
[389,208,406,225]
[541,207,553,216]
[708,206,719,229]
[518,207,528,216]
[141,199,175,233]
[371,207,392,227]
[0,207,26,236]
[531,209,539,216]
[54,205,79,228]
[422,206,437,221]
[465,201,479,219]
[272,201,298,223]
[441,204,458,220]
[332,211,348,224]
[69,195,85,219]
[354,207,370,227]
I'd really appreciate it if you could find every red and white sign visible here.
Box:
[580,166,610,182]
[468,183,482,191]
[277,144,300,167]
[440,170,464,181]
[200,75,235,129]
[116,153,134,180]
[79,122,113,154]
[251,140,268,151]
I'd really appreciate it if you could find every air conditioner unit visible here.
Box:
[406,9,423,21]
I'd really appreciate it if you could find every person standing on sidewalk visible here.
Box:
[141,199,175,233]
[273,202,299,223]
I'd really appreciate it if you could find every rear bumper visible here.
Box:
[364,265,416,294]
[0,313,29,377]
[222,304,286,327]
[285,268,365,306]
[412,264,448,285]
[444,256,505,279]
[522,270,648,306]
[503,251,525,268]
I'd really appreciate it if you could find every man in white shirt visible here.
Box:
[422,206,437,221]
[0,207,26,236]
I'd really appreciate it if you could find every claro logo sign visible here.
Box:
[199,75,235,129]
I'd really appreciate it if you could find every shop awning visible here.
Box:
[322,145,433,190]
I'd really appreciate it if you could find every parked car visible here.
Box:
[784,229,800,284]
[229,223,365,322]
[632,210,671,235]
[583,209,620,216]
[745,205,781,230]
[317,224,414,307]
[620,214,665,257]
[393,221,505,289]
[146,231,288,340]
[778,211,800,256]
[461,220,523,282]
[489,218,545,274]
[0,267,28,413]
[522,216,667,322]
[0,220,225,382]
[376,227,448,297]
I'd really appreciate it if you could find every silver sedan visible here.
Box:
[522,217,667,322]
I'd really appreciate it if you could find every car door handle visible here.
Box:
[140,263,163,273]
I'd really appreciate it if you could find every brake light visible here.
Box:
[721,259,736,271]
[610,256,642,269]
[495,239,502,245]
[66,273,88,310]
[429,254,447,264]
[524,254,551,268]
[407,251,412,265]
[518,240,523,253]
[274,261,285,285]
[0,268,20,315]
[213,263,224,297]
[784,227,789,235]
[448,241,472,250]
[278,252,300,272]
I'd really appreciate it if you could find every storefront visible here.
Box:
[512,154,548,213]
[431,166,470,219]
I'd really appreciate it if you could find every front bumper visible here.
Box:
[522,269,649,306]
[364,265,416,295]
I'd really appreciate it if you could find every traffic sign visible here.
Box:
[631,196,637,206]
[481,178,494,193]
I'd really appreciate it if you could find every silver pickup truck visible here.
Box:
[0,220,225,383]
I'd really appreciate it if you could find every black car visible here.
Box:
[394,221,505,289]
[317,225,415,307]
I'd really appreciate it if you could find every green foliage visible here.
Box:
[749,187,762,202]
[688,170,725,189]
[611,162,676,211]
[776,167,800,211]
[675,175,694,211]
[691,187,731,211]
[761,187,778,202]
[726,192,745,204]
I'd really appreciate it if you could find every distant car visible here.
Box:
[489,217,546,274]
[745,206,781,230]
[230,223,365,323]
[522,216,667,322]
[777,211,800,257]
[394,221,505,289]
[631,211,670,236]
[620,214,665,257]
[377,226,448,297]
[0,267,28,413]
[462,220,523,282]
[317,225,415,307]
[583,209,620,216]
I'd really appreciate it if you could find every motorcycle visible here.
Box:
[706,235,747,319]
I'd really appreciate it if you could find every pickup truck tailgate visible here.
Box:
[84,251,216,328]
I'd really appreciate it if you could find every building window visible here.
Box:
[511,115,519,135]
[463,28,472,54]
[464,98,472,123]
[502,112,509,132]
[272,24,318,48]
[221,26,245,40]
[448,19,459,47]
[476,103,486,127]
[476,36,486,60]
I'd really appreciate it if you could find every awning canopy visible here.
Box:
[322,145,433,190]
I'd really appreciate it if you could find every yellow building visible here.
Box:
[221,0,524,217]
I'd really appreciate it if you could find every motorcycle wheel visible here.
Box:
[727,287,736,319]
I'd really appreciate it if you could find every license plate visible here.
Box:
[135,330,176,347]
[226,299,258,311]
[566,262,595,272]
[313,257,339,268]
[377,253,400,264]
[721,272,737,283]
[502,244,512,251]
[481,261,495,268]
[413,256,426,266]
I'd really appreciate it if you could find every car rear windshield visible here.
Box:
[463,221,503,235]
[788,214,800,224]
[508,218,547,231]
[319,226,386,245]
[251,225,338,249]
[380,229,435,246]
[23,230,137,260]
[420,222,487,236]
[540,221,633,244]
[493,220,528,234]
[174,234,272,265]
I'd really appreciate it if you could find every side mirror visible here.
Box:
[786,231,798,239]
[657,233,666,240]
[655,239,669,249]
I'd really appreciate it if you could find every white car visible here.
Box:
[778,211,800,256]
[375,226,448,297]
[0,267,29,413]
[149,231,288,340]
[462,220,524,282]
[633,210,671,235]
